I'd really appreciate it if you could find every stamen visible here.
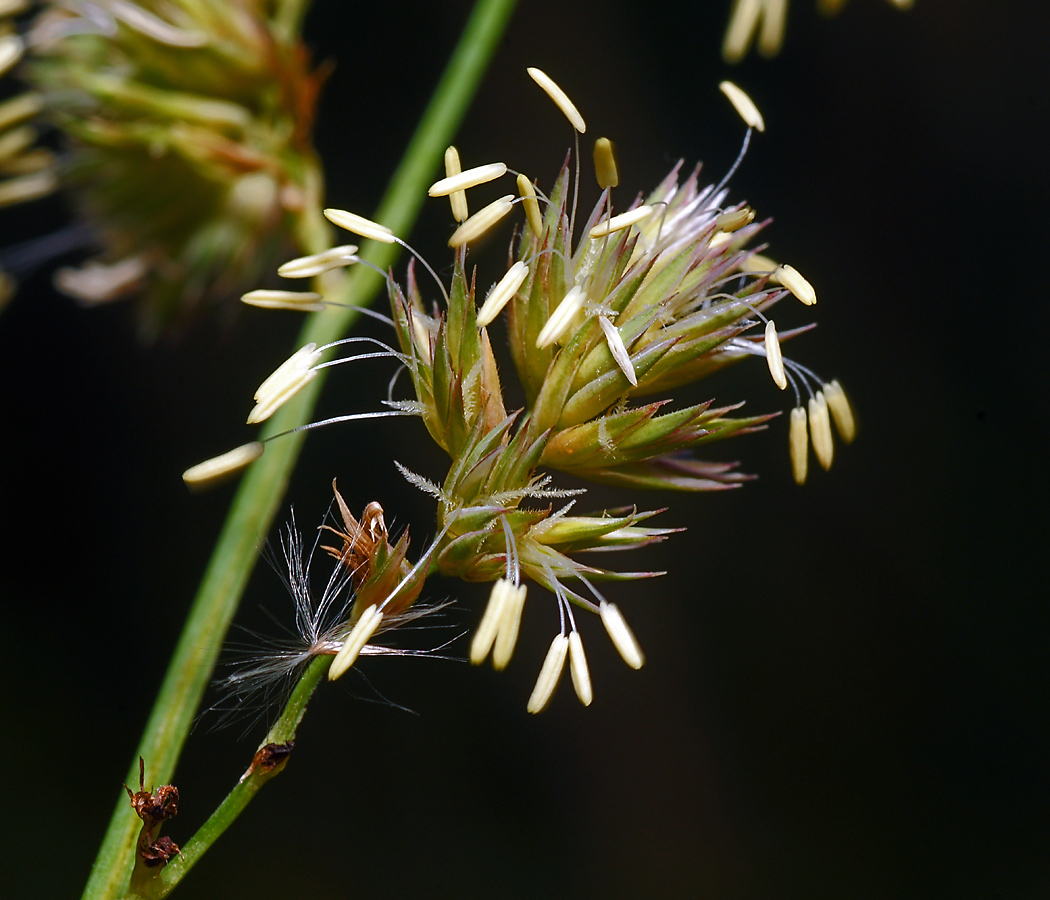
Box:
[182,442,264,491]
[598,315,638,386]
[241,289,324,312]
[447,195,514,248]
[740,252,778,275]
[593,137,619,189]
[536,284,586,349]
[527,67,586,133]
[476,261,529,327]
[758,0,788,58]
[428,162,507,196]
[823,380,856,443]
[775,264,817,305]
[443,146,468,222]
[599,601,645,669]
[789,406,809,485]
[764,319,787,390]
[808,390,835,470]
[526,634,569,713]
[470,579,509,665]
[492,581,527,670]
[324,208,396,244]
[567,631,593,706]
[517,174,544,238]
[588,205,654,239]
[715,206,755,232]
[276,245,358,278]
[248,343,323,424]
[410,309,433,365]
[722,0,762,63]
[53,256,147,305]
[328,605,384,680]
[0,94,43,134]
[719,80,766,132]
[0,35,24,78]
[0,170,58,207]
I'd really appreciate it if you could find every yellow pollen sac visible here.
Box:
[323,208,396,244]
[764,319,788,390]
[740,252,778,275]
[789,406,809,485]
[471,578,510,665]
[0,35,24,79]
[443,146,468,222]
[775,264,817,305]
[517,174,544,238]
[447,195,514,248]
[182,442,264,491]
[715,206,755,232]
[599,601,645,669]
[527,634,569,714]
[428,162,507,196]
[568,632,593,706]
[527,67,587,133]
[593,137,619,189]
[722,0,762,63]
[823,380,856,443]
[758,0,788,58]
[477,262,530,327]
[589,205,654,239]
[248,343,322,424]
[598,315,637,386]
[329,605,384,680]
[809,391,835,471]
[241,289,324,312]
[276,245,358,279]
[492,582,527,671]
[0,170,58,207]
[719,80,766,132]
[536,284,586,349]
[0,94,44,134]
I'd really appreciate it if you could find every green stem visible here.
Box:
[141,657,331,899]
[81,2,518,898]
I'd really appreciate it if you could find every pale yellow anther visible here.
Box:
[0,169,58,207]
[477,262,529,327]
[516,174,544,238]
[789,406,809,485]
[764,319,787,390]
[492,582,527,670]
[443,146,468,222]
[527,634,569,714]
[248,343,322,424]
[0,125,35,163]
[0,35,24,79]
[593,137,619,189]
[823,380,856,443]
[276,245,358,279]
[324,208,396,244]
[598,315,637,387]
[599,601,645,669]
[741,252,778,276]
[410,309,433,365]
[53,256,147,305]
[241,289,324,312]
[758,0,788,58]
[182,442,264,491]
[470,579,509,665]
[708,230,734,250]
[0,93,43,134]
[775,264,817,305]
[429,162,507,197]
[447,195,514,248]
[536,284,586,349]
[719,80,766,132]
[808,391,835,471]
[527,67,586,133]
[329,605,384,680]
[715,206,755,232]
[589,205,654,239]
[567,632,593,707]
[0,2,31,18]
[722,0,762,63]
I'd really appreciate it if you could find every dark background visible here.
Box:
[2,1,1048,897]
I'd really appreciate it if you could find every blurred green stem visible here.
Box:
[82,1,518,897]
